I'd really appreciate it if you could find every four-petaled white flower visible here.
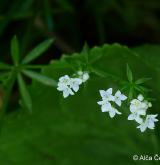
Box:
[69,78,82,92]
[98,88,126,118]
[99,88,115,102]
[114,90,127,106]
[57,71,89,98]
[137,114,158,132]
[97,99,112,112]
[57,75,74,98]
[97,99,121,118]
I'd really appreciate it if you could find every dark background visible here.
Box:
[0,0,160,62]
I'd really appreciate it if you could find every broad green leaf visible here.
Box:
[22,69,57,87]
[133,44,160,71]
[22,38,54,64]
[17,73,32,112]
[11,35,20,65]
[126,64,133,82]
[135,77,151,85]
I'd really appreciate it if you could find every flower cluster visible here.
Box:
[57,71,158,133]
[97,88,127,118]
[128,94,158,132]
[57,71,89,98]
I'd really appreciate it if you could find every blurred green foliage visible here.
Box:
[0,0,160,60]
[0,0,160,164]
[0,44,160,164]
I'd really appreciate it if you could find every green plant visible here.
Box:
[0,36,56,115]
[0,43,159,164]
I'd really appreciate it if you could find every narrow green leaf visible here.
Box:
[128,87,134,101]
[135,77,152,85]
[22,70,57,87]
[17,74,32,112]
[126,64,133,82]
[11,36,20,65]
[0,62,11,70]
[22,38,54,64]
[89,66,120,81]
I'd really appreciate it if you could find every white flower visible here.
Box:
[97,88,126,118]
[62,87,74,98]
[77,71,89,82]
[69,78,82,92]
[97,100,121,118]
[137,114,158,132]
[108,107,122,118]
[130,99,147,115]
[57,82,74,98]
[97,100,112,112]
[114,90,127,106]
[57,75,71,93]
[99,88,114,101]
[57,75,82,98]
[128,113,143,124]
[58,75,71,85]
[128,94,150,124]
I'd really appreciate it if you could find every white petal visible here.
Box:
[147,121,155,129]
[115,90,121,97]
[63,90,70,98]
[97,101,103,105]
[82,73,89,82]
[75,78,83,84]
[109,110,116,118]
[106,88,112,95]
[135,116,143,124]
[120,94,127,101]
[130,105,137,113]
[128,114,135,120]
[57,86,63,91]
[101,102,112,112]
[108,95,115,102]
[137,109,146,116]
[115,98,121,106]
[115,109,122,115]
[72,84,79,92]
[137,124,147,132]
[69,88,74,95]
[130,99,139,105]
[59,75,70,82]
[99,90,106,98]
